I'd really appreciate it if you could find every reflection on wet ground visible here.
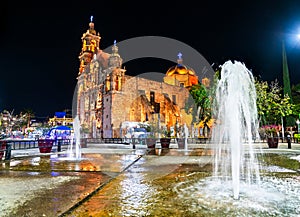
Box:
[0,150,143,217]
[68,161,212,216]
[67,149,300,217]
[0,171,111,217]
[2,153,141,173]
[0,146,299,216]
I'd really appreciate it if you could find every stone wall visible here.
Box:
[110,76,189,138]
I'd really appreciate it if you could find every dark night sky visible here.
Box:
[1,1,300,118]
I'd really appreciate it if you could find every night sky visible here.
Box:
[1,1,300,118]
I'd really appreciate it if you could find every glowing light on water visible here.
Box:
[211,60,261,199]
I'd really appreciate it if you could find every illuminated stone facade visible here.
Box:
[76,19,198,138]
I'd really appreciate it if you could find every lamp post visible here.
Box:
[296,119,300,134]
[295,118,300,145]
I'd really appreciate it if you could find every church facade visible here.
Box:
[76,18,200,138]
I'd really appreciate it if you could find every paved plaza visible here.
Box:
[0,141,299,216]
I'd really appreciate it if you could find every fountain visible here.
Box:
[67,115,82,159]
[165,61,300,216]
[184,123,189,150]
[211,60,261,199]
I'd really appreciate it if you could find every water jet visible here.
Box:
[211,60,261,199]
[67,115,82,160]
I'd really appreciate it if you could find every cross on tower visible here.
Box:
[177,52,182,59]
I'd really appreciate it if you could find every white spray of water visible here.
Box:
[212,60,261,199]
[184,123,189,150]
[68,115,82,159]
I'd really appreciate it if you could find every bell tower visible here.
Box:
[104,40,126,92]
[78,16,101,75]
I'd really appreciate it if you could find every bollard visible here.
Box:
[57,139,61,152]
[132,138,136,149]
[287,135,291,149]
[5,142,11,160]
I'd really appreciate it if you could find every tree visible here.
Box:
[282,41,294,126]
[255,78,294,126]
[291,84,300,118]
[185,83,212,126]
[21,109,35,128]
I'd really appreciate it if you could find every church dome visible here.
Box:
[164,52,198,88]
[166,53,196,76]
[166,64,196,76]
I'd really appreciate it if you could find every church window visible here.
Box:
[106,75,111,91]
[172,95,176,104]
[115,76,119,90]
[138,90,145,96]
[154,102,160,113]
[118,75,122,90]
[150,91,155,104]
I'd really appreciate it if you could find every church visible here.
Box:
[76,18,204,138]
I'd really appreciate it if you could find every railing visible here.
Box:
[0,139,74,160]
[86,137,210,145]
[4,140,38,149]
[87,138,129,144]
[0,136,296,161]
[0,139,73,150]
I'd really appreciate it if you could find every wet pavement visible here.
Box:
[0,142,300,216]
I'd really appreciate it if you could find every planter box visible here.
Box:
[0,141,6,160]
[38,139,54,153]
[267,137,278,148]
[160,138,171,149]
[80,138,87,148]
[146,138,156,149]
[176,138,185,149]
